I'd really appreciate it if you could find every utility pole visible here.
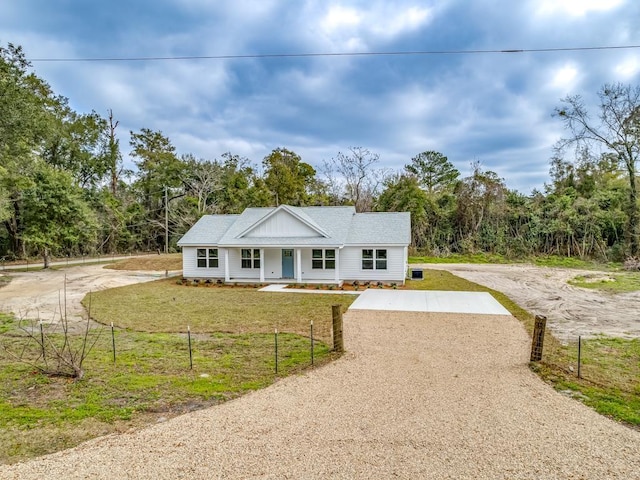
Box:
[164,186,169,254]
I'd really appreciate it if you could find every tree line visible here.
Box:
[1,43,639,264]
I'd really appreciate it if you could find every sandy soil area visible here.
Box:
[1,310,639,479]
[0,265,175,332]
[418,263,640,341]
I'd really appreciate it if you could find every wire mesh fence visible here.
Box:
[0,320,329,381]
[542,334,640,395]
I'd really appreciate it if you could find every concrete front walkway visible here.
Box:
[259,284,359,294]
[2,310,639,479]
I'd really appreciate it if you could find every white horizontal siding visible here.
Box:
[300,248,337,281]
[339,246,406,283]
[183,245,407,283]
[264,249,282,280]
[227,248,260,280]
[182,246,225,279]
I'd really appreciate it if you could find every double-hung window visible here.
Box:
[375,249,387,270]
[312,249,335,269]
[241,249,260,269]
[197,248,219,268]
[362,249,387,270]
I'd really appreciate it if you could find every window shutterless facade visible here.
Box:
[197,248,218,268]
[241,248,261,268]
[312,249,335,269]
[362,249,387,270]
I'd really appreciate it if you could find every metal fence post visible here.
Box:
[111,322,116,363]
[577,335,582,379]
[39,321,45,361]
[332,305,344,353]
[188,326,193,370]
[275,328,279,374]
[530,315,547,362]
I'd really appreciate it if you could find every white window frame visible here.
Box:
[311,249,335,270]
[362,249,387,270]
[241,248,261,269]
[197,248,219,268]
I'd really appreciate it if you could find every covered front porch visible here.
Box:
[222,246,341,284]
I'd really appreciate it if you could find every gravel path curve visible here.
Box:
[2,311,639,479]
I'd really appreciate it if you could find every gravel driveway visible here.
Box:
[2,310,638,479]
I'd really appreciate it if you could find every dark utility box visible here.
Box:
[411,269,423,280]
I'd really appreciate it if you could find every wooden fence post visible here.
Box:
[332,305,343,353]
[530,315,547,362]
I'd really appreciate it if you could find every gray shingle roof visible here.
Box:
[346,212,411,245]
[176,215,238,246]
[177,205,410,247]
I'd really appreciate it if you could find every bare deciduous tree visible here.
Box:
[555,83,640,255]
[325,147,388,212]
[0,278,101,379]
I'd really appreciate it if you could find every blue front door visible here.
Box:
[282,249,294,278]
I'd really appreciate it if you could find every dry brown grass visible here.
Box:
[105,254,182,271]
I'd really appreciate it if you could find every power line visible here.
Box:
[27,45,640,63]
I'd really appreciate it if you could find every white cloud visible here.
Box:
[548,64,580,91]
[614,56,640,79]
[536,0,624,17]
[389,84,443,121]
[317,3,433,51]
[321,5,362,31]
[371,6,432,38]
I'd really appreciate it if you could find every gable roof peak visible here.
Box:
[236,204,330,238]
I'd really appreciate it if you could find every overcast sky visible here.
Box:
[2,0,639,193]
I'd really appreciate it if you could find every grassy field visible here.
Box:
[0,283,349,464]
[568,272,640,293]
[85,279,355,344]
[0,327,332,463]
[409,253,513,264]
[532,336,640,425]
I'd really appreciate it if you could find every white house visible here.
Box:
[177,205,411,285]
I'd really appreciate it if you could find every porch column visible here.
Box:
[335,248,340,284]
[224,249,230,282]
[259,248,265,283]
[296,248,302,283]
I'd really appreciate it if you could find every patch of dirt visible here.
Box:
[0,265,175,334]
[418,263,640,341]
[104,254,182,271]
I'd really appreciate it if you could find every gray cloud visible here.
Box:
[1,0,639,193]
